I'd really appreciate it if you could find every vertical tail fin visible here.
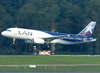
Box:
[78,21,96,37]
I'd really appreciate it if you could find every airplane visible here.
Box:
[1,21,97,45]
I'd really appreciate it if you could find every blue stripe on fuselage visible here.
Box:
[62,38,82,42]
[41,30,90,41]
[43,31,68,36]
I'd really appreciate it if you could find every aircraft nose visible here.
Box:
[1,31,6,36]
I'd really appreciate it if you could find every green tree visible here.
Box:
[85,0,100,54]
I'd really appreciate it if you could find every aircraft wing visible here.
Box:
[43,35,66,39]
[41,35,67,43]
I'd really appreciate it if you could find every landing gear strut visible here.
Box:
[51,43,55,55]
[13,38,16,44]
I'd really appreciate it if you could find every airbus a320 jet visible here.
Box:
[1,21,97,45]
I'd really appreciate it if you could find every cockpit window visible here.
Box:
[6,30,11,32]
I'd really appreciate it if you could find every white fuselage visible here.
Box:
[1,28,54,39]
[1,27,96,44]
[1,28,63,44]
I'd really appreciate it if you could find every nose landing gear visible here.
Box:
[13,38,16,44]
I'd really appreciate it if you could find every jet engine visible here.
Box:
[25,38,45,44]
[33,38,45,44]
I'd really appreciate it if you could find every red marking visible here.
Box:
[80,33,91,35]
[48,52,50,54]
[40,51,51,55]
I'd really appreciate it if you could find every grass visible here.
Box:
[0,56,100,71]
[0,56,100,65]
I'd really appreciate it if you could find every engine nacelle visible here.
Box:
[34,38,45,44]
[25,38,45,44]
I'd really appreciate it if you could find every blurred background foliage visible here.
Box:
[0,0,100,55]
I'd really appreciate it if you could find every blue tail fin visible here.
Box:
[78,21,96,37]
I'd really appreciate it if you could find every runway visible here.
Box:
[0,64,100,67]
[0,71,100,73]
